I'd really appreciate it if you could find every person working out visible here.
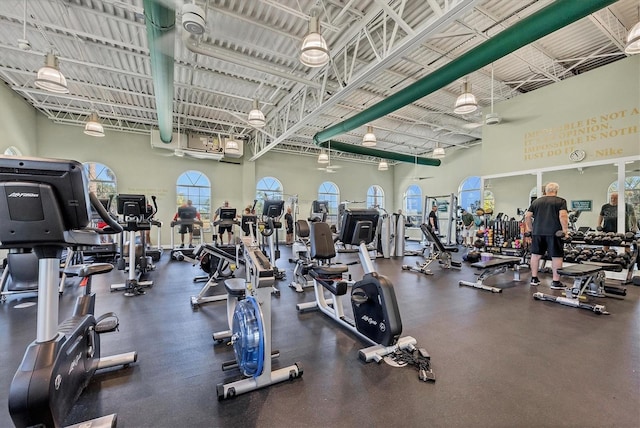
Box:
[214,200,234,245]
[524,182,569,290]
[173,200,200,248]
[284,207,294,245]
[460,208,475,246]
[428,205,439,234]
[597,192,638,233]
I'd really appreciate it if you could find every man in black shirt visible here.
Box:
[597,192,637,233]
[524,182,569,289]
[284,206,294,245]
[428,205,439,234]
[173,200,200,248]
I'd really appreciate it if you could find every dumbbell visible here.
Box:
[554,230,572,243]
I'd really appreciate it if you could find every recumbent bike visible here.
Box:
[297,208,434,381]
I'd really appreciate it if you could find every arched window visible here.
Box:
[83,162,117,200]
[318,181,339,224]
[256,176,283,215]
[367,185,384,209]
[404,184,422,227]
[459,176,481,212]
[177,170,211,223]
[608,177,640,230]
[3,146,22,156]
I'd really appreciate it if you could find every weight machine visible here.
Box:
[423,194,458,246]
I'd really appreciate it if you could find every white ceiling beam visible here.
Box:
[250,0,480,161]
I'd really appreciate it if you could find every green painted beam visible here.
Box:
[313,0,617,165]
[144,0,175,143]
[319,140,441,166]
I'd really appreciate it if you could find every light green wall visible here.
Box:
[483,55,640,174]
[0,82,37,155]
[1,54,637,247]
[256,150,395,217]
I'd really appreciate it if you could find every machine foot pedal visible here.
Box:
[95,312,119,333]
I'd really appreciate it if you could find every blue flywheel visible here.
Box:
[231,296,265,377]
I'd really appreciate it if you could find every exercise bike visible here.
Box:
[0,156,138,427]
[297,209,435,381]
[216,235,303,400]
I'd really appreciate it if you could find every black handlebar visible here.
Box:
[90,192,123,234]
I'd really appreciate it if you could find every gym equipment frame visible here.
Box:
[216,236,302,400]
[459,255,523,293]
[533,264,614,314]
[402,224,461,275]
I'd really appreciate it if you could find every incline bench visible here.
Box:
[459,255,522,293]
[402,223,461,275]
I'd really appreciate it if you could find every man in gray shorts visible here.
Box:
[524,182,569,289]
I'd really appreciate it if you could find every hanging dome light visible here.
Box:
[378,160,389,171]
[625,21,640,54]
[84,112,105,137]
[35,53,69,94]
[300,15,330,67]
[247,99,265,127]
[453,81,477,114]
[362,125,377,147]
[433,147,445,159]
[224,138,241,155]
[318,152,329,164]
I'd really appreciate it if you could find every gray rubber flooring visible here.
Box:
[0,246,638,428]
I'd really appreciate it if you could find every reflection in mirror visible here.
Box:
[543,164,619,232]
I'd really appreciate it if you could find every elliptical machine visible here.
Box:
[0,156,138,427]
[297,209,435,380]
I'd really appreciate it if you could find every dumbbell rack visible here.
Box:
[562,239,637,286]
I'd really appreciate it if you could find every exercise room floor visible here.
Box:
[0,245,638,428]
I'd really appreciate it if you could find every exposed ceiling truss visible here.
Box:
[0,0,635,164]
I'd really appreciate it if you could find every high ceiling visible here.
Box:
[0,0,636,164]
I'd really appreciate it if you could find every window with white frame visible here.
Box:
[256,176,283,215]
[367,185,384,209]
[318,181,340,224]
[84,161,117,200]
[177,170,211,224]
[403,184,422,227]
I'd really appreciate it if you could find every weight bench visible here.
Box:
[532,264,609,315]
[402,224,461,275]
[458,256,522,293]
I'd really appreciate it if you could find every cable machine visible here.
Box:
[423,194,458,246]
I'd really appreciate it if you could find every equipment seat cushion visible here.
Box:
[470,256,520,269]
[311,265,348,276]
[224,278,246,297]
[558,264,602,276]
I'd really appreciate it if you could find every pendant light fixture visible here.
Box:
[247,99,265,127]
[35,53,69,94]
[378,159,389,171]
[453,80,477,114]
[318,151,329,164]
[432,146,445,158]
[300,10,329,67]
[362,125,377,147]
[625,21,640,54]
[224,137,240,155]
[84,112,105,137]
